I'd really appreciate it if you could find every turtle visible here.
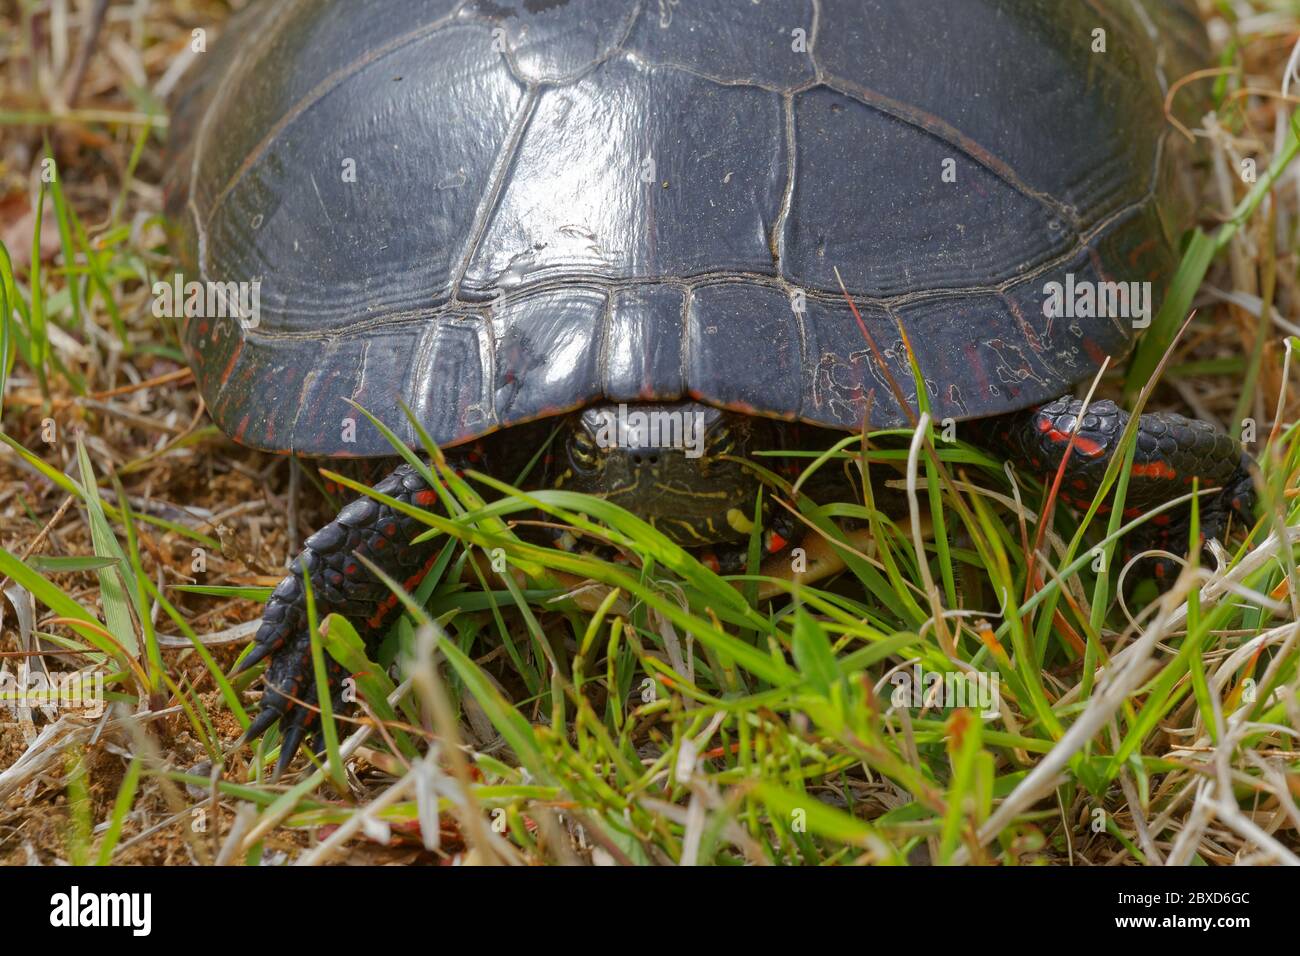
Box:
[163,0,1254,774]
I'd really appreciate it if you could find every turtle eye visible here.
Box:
[706,423,734,456]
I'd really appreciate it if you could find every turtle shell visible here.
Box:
[164,0,1207,457]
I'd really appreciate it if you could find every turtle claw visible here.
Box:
[237,705,284,749]
[240,634,357,776]
[231,629,313,771]
[231,638,275,676]
[274,716,309,782]
[232,462,442,769]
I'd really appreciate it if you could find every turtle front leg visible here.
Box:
[233,462,443,777]
[984,397,1255,582]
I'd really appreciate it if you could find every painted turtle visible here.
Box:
[164,0,1253,772]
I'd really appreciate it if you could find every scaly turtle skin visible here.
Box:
[163,0,1252,774]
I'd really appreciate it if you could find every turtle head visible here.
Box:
[553,402,774,547]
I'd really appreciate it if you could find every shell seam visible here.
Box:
[447,86,541,300]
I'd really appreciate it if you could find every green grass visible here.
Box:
[11,347,1296,863]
